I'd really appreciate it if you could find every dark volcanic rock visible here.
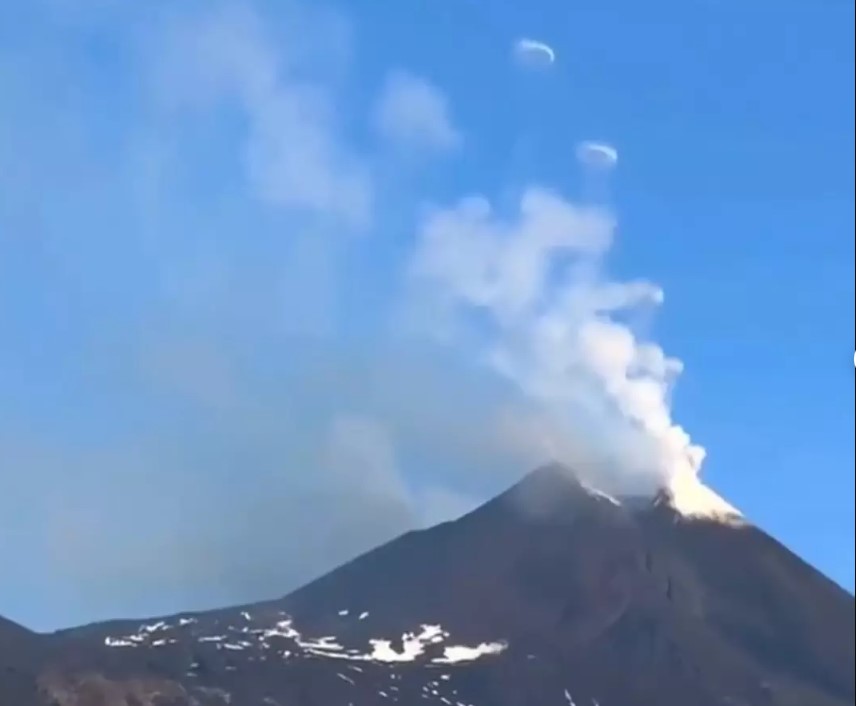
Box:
[0,615,44,705]
[2,464,853,705]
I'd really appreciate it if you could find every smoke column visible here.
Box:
[407,143,705,497]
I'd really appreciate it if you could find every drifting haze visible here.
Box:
[1,0,701,628]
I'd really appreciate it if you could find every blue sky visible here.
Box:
[1,0,853,631]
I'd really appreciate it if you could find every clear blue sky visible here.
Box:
[1,0,853,631]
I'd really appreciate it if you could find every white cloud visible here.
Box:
[373,70,462,153]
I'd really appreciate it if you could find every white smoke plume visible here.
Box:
[407,167,705,496]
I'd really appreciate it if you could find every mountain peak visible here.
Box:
[507,461,619,502]
[491,462,623,524]
[506,462,742,526]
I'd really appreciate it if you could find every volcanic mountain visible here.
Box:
[1,464,853,705]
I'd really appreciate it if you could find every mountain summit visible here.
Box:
[2,465,853,705]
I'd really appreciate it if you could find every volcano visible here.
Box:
[2,464,853,705]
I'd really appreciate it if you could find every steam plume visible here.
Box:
[407,158,704,496]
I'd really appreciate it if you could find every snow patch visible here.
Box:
[367,625,447,663]
[102,610,508,669]
[432,641,508,664]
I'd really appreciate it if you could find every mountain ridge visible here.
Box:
[1,464,853,705]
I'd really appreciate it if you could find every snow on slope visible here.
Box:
[101,611,508,667]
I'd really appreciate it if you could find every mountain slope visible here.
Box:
[2,464,854,706]
[0,615,44,705]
